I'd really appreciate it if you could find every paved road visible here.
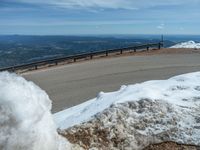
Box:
[23,53,200,113]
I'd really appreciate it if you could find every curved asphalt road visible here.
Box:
[23,53,200,113]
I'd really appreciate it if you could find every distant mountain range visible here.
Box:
[0,35,199,68]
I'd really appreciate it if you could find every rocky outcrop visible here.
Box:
[58,99,200,150]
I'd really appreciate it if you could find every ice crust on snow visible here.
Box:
[0,72,68,150]
[54,72,200,147]
[170,40,200,48]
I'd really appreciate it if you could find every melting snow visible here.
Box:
[54,71,200,149]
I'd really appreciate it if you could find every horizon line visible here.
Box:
[1,34,200,36]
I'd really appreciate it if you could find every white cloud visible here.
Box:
[12,0,199,10]
[157,23,165,29]
[15,0,137,10]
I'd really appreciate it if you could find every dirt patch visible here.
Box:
[58,124,111,149]
[144,141,200,150]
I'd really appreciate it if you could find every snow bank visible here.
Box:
[54,72,200,129]
[0,72,68,150]
[55,72,200,149]
[170,40,200,48]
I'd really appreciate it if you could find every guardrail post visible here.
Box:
[35,65,37,70]
[120,49,123,54]
[55,61,58,65]
[106,51,108,56]
[147,46,149,51]
[134,48,136,52]
[158,43,161,49]
[12,67,15,72]
[90,54,93,59]
[74,58,76,62]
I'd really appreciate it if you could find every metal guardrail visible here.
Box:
[0,42,163,72]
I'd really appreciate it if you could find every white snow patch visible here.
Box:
[54,71,200,132]
[170,40,200,49]
[0,72,70,150]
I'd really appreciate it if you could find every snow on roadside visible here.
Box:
[0,72,70,150]
[54,72,200,149]
[1,70,199,149]
[54,72,200,129]
[170,41,200,49]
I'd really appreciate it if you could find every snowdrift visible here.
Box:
[170,41,200,49]
[0,72,68,150]
[55,72,200,149]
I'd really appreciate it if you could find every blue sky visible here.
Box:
[0,0,200,35]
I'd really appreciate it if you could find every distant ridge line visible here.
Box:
[0,42,163,73]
